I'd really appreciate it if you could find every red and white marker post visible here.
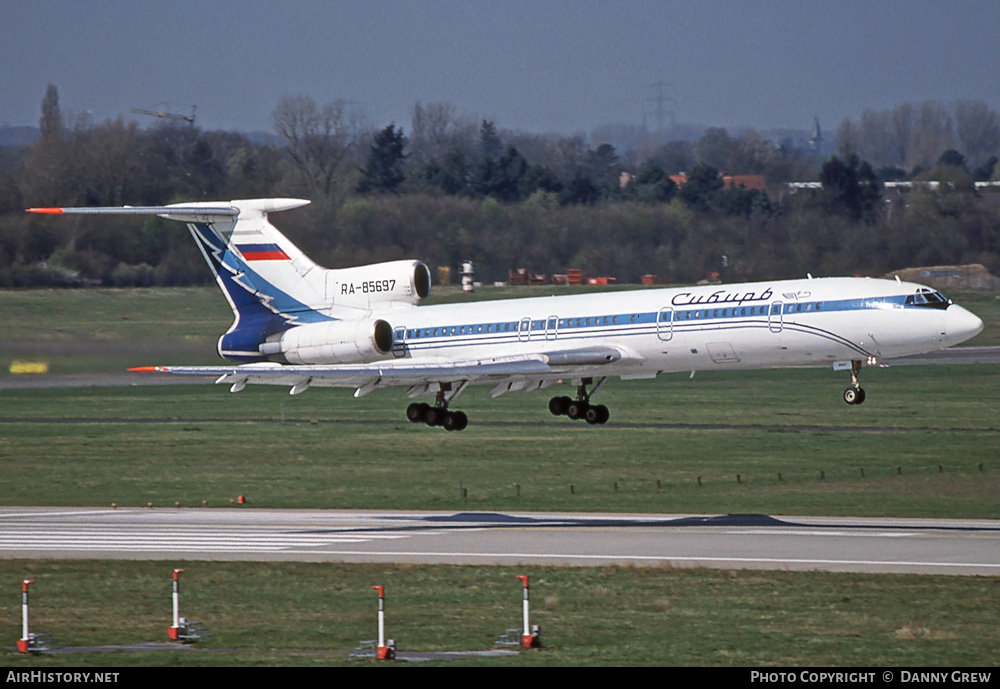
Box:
[167,568,186,640]
[16,579,35,653]
[371,585,395,660]
[517,575,541,648]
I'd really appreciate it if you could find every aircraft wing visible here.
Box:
[130,346,628,396]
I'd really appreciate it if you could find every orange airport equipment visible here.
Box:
[371,585,396,659]
[17,579,54,654]
[517,575,541,648]
[496,575,542,648]
[167,568,210,642]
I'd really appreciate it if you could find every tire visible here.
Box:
[424,407,445,426]
[548,396,570,416]
[442,410,469,432]
[593,404,610,425]
[406,402,428,423]
[566,401,589,420]
[843,388,859,405]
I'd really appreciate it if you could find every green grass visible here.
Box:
[0,365,997,517]
[0,288,229,373]
[2,560,998,666]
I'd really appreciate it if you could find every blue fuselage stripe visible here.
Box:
[391,296,911,357]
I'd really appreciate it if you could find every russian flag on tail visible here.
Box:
[239,243,289,261]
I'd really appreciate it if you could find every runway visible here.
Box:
[1,507,997,576]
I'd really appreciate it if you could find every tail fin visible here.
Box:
[28,198,334,361]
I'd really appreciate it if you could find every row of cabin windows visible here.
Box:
[402,302,825,339]
[675,303,822,321]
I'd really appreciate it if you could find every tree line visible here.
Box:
[0,86,997,288]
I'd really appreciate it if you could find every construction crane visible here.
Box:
[131,103,196,126]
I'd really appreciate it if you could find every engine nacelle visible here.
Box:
[326,260,431,309]
[260,319,394,365]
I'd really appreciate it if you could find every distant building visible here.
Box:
[669,173,768,190]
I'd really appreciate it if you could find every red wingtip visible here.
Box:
[26,207,64,214]
[128,366,167,372]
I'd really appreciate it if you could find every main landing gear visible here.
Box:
[843,359,866,405]
[406,389,469,431]
[548,377,610,425]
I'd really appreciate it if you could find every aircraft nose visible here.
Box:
[946,305,984,344]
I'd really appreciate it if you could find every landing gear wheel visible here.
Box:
[843,387,866,405]
[406,402,430,423]
[442,410,469,432]
[566,400,589,420]
[584,404,610,425]
[424,406,446,426]
[548,395,571,416]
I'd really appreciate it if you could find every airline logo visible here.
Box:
[238,243,289,261]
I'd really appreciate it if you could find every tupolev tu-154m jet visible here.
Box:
[28,198,984,431]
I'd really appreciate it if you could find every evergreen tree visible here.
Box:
[819,155,881,221]
[357,124,407,194]
[679,163,724,211]
[627,160,677,203]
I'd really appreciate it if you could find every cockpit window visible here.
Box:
[905,289,950,309]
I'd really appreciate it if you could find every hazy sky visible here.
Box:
[4,0,999,137]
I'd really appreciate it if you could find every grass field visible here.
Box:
[0,285,998,666]
[0,365,998,516]
[2,561,999,666]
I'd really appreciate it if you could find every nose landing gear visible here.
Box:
[843,359,866,405]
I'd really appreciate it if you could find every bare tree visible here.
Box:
[409,101,476,165]
[953,100,1000,169]
[272,95,360,198]
[889,102,914,169]
[857,109,893,168]
[835,118,859,160]
[907,101,953,171]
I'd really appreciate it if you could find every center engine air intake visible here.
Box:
[260,319,394,365]
[327,260,431,307]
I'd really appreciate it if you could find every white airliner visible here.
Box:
[29,198,984,431]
